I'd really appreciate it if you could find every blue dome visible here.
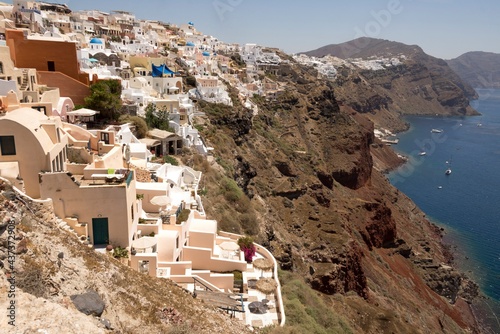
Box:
[90,38,103,44]
[186,41,195,47]
[202,51,210,56]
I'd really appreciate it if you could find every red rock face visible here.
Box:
[362,202,397,249]
[310,241,368,299]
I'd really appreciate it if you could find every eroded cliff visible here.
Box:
[198,54,481,333]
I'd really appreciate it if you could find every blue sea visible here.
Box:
[388,89,500,332]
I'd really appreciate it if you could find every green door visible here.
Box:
[92,217,109,245]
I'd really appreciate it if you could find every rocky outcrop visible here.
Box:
[309,241,368,298]
[361,202,397,249]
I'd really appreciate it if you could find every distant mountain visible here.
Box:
[302,37,423,60]
[299,37,479,131]
[447,51,500,88]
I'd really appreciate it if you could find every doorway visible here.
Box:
[92,217,109,245]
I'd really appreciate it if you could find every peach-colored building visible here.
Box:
[0,107,68,198]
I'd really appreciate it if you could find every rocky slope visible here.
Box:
[197,54,484,333]
[0,180,251,334]
[302,37,479,132]
[447,51,500,88]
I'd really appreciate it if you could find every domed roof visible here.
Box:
[186,41,195,47]
[90,38,103,44]
[202,51,210,56]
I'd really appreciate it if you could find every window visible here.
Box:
[100,132,109,144]
[0,136,16,155]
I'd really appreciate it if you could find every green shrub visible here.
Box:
[218,212,241,234]
[240,212,259,235]
[127,116,148,138]
[176,209,190,224]
[233,270,243,281]
[220,177,243,202]
[163,155,179,166]
[113,246,129,259]
[280,274,353,334]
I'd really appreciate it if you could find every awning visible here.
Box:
[139,138,161,147]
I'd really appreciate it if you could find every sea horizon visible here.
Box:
[387,88,500,332]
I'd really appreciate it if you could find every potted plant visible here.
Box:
[237,236,256,263]
[113,246,129,265]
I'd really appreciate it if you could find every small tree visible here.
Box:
[84,80,123,121]
[144,103,174,131]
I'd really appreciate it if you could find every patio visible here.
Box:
[180,251,282,328]
[235,253,280,327]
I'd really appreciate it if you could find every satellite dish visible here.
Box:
[123,144,131,164]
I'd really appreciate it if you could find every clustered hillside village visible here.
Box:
[0,1,487,333]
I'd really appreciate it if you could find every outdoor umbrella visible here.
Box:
[253,258,273,277]
[219,241,240,251]
[247,301,267,314]
[256,277,277,298]
[219,241,240,259]
[150,195,171,207]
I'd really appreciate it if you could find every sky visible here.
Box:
[29,0,500,59]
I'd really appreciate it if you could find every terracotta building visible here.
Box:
[4,29,90,105]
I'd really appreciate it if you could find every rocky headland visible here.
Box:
[302,37,479,133]
[447,51,500,89]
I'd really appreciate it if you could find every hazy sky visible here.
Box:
[44,0,500,59]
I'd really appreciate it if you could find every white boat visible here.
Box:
[418,151,426,156]
[431,128,443,133]
[445,156,452,175]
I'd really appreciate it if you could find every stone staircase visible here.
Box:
[20,69,29,91]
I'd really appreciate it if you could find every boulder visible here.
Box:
[70,290,105,316]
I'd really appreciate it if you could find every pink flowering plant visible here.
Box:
[237,236,256,263]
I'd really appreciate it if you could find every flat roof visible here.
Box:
[190,219,217,234]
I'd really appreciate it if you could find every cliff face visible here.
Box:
[199,54,480,333]
[303,37,479,132]
[447,51,500,88]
